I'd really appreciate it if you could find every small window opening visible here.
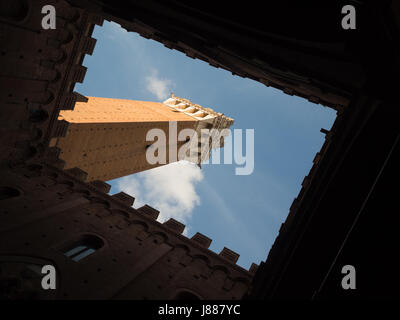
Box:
[62,235,103,262]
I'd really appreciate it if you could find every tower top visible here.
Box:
[163,95,234,129]
[163,95,234,164]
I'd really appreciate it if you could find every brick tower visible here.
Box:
[50,94,233,181]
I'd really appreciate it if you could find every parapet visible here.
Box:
[134,199,254,273]
[127,197,254,273]
[137,205,160,220]
[111,192,135,206]
[163,218,185,234]
[64,167,88,182]
[0,0,104,167]
[249,263,259,275]
[191,232,212,249]
[43,165,256,274]
[90,180,111,193]
[134,203,253,272]
[219,247,240,264]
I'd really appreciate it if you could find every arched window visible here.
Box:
[61,235,104,262]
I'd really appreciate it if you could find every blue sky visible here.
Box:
[76,21,337,270]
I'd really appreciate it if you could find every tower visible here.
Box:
[50,94,233,181]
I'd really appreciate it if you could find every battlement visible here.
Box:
[39,163,257,275]
[0,0,103,168]
[0,0,253,283]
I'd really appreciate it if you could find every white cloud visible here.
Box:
[145,70,174,101]
[116,161,203,233]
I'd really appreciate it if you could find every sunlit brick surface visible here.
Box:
[54,97,197,181]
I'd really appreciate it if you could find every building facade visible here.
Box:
[0,163,256,299]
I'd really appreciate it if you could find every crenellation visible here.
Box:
[301,175,310,188]
[136,205,160,220]
[70,64,87,83]
[111,192,135,207]
[78,36,97,55]
[219,247,240,264]
[313,152,321,164]
[75,92,89,103]
[50,162,253,276]
[52,120,70,138]
[64,167,88,181]
[0,162,254,299]
[248,263,259,274]
[59,92,80,110]
[191,232,212,249]
[163,218,185,234]
[89,180,111,193]
[289,197,299,212]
